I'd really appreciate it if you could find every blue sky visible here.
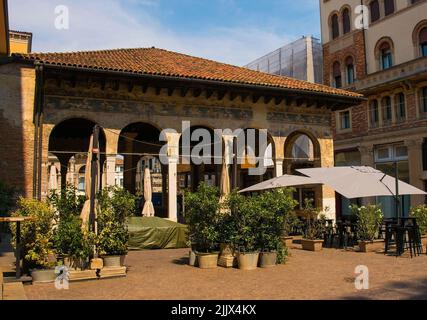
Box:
[9,0,320,66]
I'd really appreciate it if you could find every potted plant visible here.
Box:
[256,189,297,267]
[11,198,57,283]
[97,218,129,267]
[217,210,238,268]
[410,205,427,247]
[184,183,221,269]
[281,212,300,248]
[351,204,384,253]
[97,187,135,267]
[300,200,325,252]
[48,186,92,270]
[226,191,260,270]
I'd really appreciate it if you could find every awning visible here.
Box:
[239,174,321,193]
[297,166,427,199]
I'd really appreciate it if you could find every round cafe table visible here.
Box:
[0,217,33,279]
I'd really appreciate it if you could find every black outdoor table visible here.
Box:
[0,217,32,279]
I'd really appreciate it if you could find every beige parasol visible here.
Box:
[142,167,155,217]
[80,135,99,230]
[48,164,58,192]
[219,161,231,213]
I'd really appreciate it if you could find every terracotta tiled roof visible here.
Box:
[14,47,362,99]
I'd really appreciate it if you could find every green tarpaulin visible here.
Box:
[127,217,188,250]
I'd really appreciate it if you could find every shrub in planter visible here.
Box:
[11,198,56,281]
[256,189,297,267]
[226,191,260,270]
[300,200,325,251]
[0,181,16,233]
[97,187,135,266]
[48,185,93,270]
[351,204,384,252]
[410,205,427,236]
[184,183,221,269]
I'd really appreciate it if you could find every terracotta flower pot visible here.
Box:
[358,240,385,253]
[258,251,277,268]
[237,252,259,271]
[301,239,324,252]
[196,253,219,269]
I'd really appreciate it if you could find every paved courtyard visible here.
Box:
[22,246,427,300]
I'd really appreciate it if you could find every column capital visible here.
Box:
[405,138,424,149]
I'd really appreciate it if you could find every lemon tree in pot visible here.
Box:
[48,186,92,270]
[301,200,325,252]
[184,183,221,269]
[351,204,384,253]
[97,187,135,267]
[226,191,260,271]
[256,189,297,267]
[11,198,57,283]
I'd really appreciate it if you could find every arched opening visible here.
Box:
[178,125,223,193]
[117,122,165,216]
[331,13,340,39]
[236,129,275,189]
[370,0,380,23]
[342,8,351,34]
[376,40,393,70]
[284,132,321,210]
[333,61,342,88]
[419,27,427,57]
[345,56,355,85]
[48,118,106,193]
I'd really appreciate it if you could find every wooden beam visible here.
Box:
[217,91,226,101]
[127,82,134,93]
[229,92,238,101]
[193,88,202,98]
[167,87,174,97]
[155,87,162,95]
[205,89,214,99]
[142,84,149,94]
[181,87,189,98]
[274,96,284,106]
[241,93,249,103]
[264,95,273,104]
[252,94,261,104]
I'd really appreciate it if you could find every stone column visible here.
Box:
[358,144,376,206]
[105,156,117,187]
[272,136,286,177]
[405,138,425,207]
[164,132,181,222]
[318,137,336,220]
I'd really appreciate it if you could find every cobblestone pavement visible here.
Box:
[21,246,427,300]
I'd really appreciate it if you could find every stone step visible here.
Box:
[2,282,27,300]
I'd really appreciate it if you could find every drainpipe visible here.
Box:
[361,0,368,76]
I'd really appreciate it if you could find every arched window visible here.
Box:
[342,8,351,34]
[346,56,355,85]
[395,93,406,122]
[420,27,427,57]
[369,100,379,128]
[333,61,342,88]
[384,0,395,16]
[331,14,340,39]
[382,96,392,125]
[379,41,393,70]
[370,0,380,23]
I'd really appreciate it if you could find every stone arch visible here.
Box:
[284,130,321,175]
[412,20,427,58]
[48,118,106,191]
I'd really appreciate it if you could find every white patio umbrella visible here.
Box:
[219,162,231,213]
[297,166,427,199]
[239,174,321,193]
[142,167,155,217]
[48,164,58,191]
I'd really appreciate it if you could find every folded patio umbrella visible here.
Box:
[239,174,321,193]
[142,167,155,217]
[48,164,58,191]
[297,166,427,199]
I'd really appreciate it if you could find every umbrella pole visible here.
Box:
[394,161,401,219]
[232,137,238,190]
[89,125,100,236]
